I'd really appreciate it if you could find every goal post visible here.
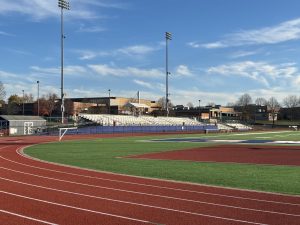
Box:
[59,127,78,141]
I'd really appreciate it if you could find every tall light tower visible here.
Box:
[37,81,40,116]
[165,32,172,117]
[108,89,111,114]
[198,99,201,120]
[58,0,70,124]
[22,90,25,115]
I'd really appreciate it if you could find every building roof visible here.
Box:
[0,115,46,121]
[124,102,149,108]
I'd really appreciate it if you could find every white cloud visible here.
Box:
[0,0,123,21]
[88,64,164,78]
[191,17,300,49]
[117,45,157,56]
[0,31,14,36]
[77,25,106,33]
[0,70,19,79]
[200,42,228,49]
[176,65,193,77]
[187,42,201,48]
[230,50,259,58]
[30,65,87,75]
[133,79,153,89]
[76,44,160,60]
[207,61,299,87]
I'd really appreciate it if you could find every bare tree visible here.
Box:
[226,102,235,107]
[282,95,299,121]
[207,102,216,107]
[23,93,34,103]
[236,93,252,106]
[45,93,58,116]
[186,102,194,108]
[255,97,267,106]
[267,97,280,127]
[236,93,252,121]
[157,97,173,109]
[0,81,6,102]
[39,93,59,116]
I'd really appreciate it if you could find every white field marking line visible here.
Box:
[0,209,58,225]
[0,190,268,225]
[145,131,294,142]
[13,143,300,201]
[0,177,300,217]
[0,145,11,151]
[0,191,155,225]
[1,167,300,218]
[4,149,300,206]
[15,151,300,202]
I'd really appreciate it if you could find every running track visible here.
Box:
[0,135,300,225]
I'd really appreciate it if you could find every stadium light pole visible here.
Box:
[165,32,172,117]
[22,90,25,115]
[37,81,40,116]
[108,89,111,114]
[58,0,70,124]
[198,99,201,120]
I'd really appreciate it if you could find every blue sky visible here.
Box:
[1,0,300,106]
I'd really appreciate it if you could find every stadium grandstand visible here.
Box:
[79,114,202,126]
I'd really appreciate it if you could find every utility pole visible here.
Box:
[58,0,70,124]
[165,32,172,117]
[198,99,201,121]
[108,89,111,114]
[22,90,25,115]
[37,81,40,116]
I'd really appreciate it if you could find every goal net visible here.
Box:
[58,127,78,141]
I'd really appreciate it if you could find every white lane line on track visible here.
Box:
[0,190,268,225]
[0,209,58,225]
[1,169,300,218]
[17,146,300,199]
[0,191,155,225]
[3,151,300,207]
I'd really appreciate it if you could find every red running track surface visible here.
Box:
[0,135,300,225]
[128,144,300,166]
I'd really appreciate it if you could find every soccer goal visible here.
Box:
[58,127,78,141]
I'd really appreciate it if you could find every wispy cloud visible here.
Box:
[30,65,87,75]
[133,79,153,89]
[190,18,300,49]
[76,44,160,60]
[0,70,19,79]
[230,50,260,59]
[88,64,164,78]
[116,45,158,56]
[207,61,299,87]
[0,0,125,21]
[0,31,14,36]
[175,65,193,77]
[77,24,106,33]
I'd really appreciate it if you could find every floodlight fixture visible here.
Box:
[58,0,70,10]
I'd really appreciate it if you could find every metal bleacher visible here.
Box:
[79,114,202,126]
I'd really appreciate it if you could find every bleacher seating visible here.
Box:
[226,123,252,130]
[217,123,234,131]
[79,114,203,126]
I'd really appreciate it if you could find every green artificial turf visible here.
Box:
[25,132,300,195]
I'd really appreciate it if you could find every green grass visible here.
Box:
[25,131,300,195]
